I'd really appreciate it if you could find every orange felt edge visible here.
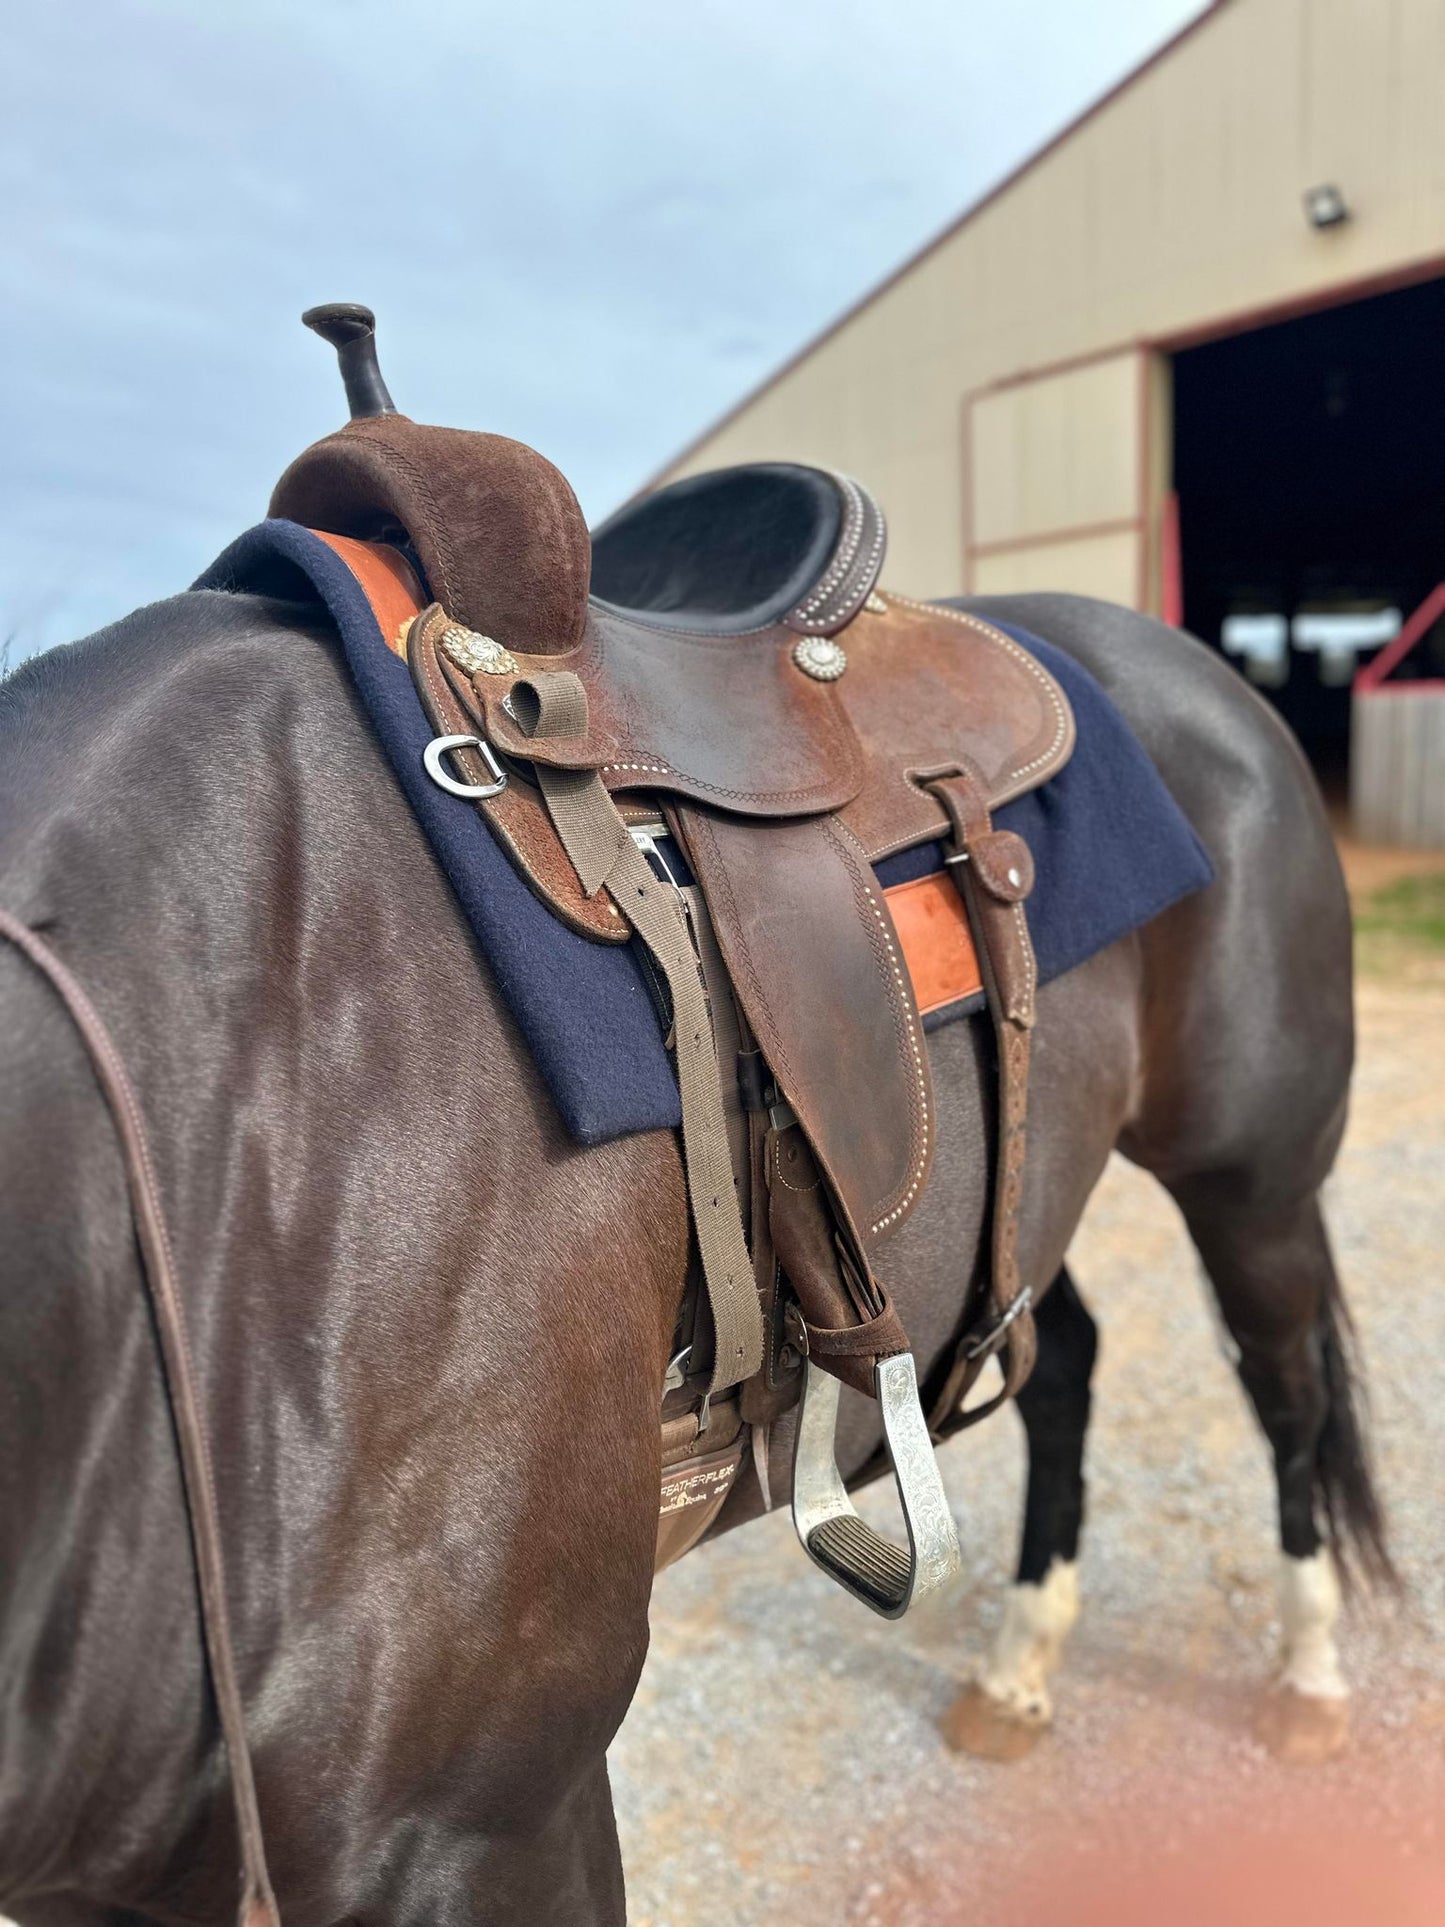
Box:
[884,871,982,1016]
[309,530,426,658]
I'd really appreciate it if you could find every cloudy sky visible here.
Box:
[2,0,1200,659]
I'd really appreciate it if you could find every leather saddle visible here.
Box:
[273,308,1075,1616]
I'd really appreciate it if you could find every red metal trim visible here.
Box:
[1154,253,1445,356]
[960,389,975,594]
[974,338,1151,399]
[1161,491,1183,629]
[1135,348,1152,611]
[1354,582,1445,695]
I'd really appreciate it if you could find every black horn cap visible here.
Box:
[301,303,397,420]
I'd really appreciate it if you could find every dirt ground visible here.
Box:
[609,862,1445,1925]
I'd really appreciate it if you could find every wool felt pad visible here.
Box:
[199,522,1213,1145]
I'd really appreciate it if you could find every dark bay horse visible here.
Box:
[0,582,1387,1923]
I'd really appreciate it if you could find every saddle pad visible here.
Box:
[197,523,1213,1144]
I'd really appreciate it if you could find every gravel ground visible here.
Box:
[609,974,1445,1924]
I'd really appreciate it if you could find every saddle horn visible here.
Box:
[301,303,397,420]
[275,305,592,653]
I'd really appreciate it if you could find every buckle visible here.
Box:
[422,733,508,800]
[962,1284,1034,1362]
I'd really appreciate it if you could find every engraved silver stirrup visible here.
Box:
[793,1352,961,1618]
[422,733,508,799]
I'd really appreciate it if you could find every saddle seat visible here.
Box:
[590,463,882,636]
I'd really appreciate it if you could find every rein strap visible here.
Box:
[0,909,280,1927]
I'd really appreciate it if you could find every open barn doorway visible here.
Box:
[1170,274,1445,793]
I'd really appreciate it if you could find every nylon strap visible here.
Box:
[510,674,764,1396]
[0,909,280,1927]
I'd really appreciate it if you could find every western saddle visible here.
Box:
[277,306,1076,1617]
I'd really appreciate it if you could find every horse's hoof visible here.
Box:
[1256,1686,1350,1764]
[940,1682,1049,1761]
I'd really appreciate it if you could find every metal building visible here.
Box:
[655,0,1445,826]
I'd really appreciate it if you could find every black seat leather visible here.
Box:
[590,464,885,637]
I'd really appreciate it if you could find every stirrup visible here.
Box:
[792,1352,961,1618]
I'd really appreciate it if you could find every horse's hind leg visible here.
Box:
[1175,1184,1388,1763]
[942,1267,1097,1760]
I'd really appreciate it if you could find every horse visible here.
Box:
[0,566,1389,1922]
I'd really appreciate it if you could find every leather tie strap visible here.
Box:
[922,774,1040,1433]
[508,673,765,1399]
[0,910,280,1927]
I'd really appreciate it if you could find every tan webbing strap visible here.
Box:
[923,774,1039,1434]
[0,909,280,1927]
[509,674,764,1397]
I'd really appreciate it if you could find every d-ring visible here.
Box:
[423,734,509,800]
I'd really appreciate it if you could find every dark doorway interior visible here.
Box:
[1172,273,1445,779]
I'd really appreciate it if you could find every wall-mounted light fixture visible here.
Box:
[1304,183,1350,230]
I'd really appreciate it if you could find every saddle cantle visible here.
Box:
[277,307,1075,1616]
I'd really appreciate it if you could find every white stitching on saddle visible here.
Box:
[1013,901,1036,1012]
[793,475,865,619]
[792,475,887,628]
[849,863,930,1237]
[882,593,1071,787]
[770,1134,821,1193]
[602,759,673,776]
[812,514,887,628]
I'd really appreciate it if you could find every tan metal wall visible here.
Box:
[657,0,1445,604]
[968,349,1147,605]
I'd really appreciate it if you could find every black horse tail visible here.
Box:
[1315,1267,1396,1593]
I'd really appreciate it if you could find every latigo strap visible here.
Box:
[924,771,1040,1432]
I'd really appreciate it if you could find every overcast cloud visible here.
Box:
[2,0,1200,658]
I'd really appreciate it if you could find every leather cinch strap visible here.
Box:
[0,910,280,1927]
[921,775,1040,1432]
[508,672,764,1399]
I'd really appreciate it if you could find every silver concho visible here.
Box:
[791,635,847,682]
[440,625,518,677]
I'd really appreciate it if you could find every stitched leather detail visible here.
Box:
[880,593,1074,800]
[824,819,931,1239]
[971,829,1035,904]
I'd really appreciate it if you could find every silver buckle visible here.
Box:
[963,1285,1034,1361]
[792,1352,961,1618]
[422,734,508,800]
[628,823,682,889]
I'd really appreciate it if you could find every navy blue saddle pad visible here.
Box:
[198,522,1212,1144]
